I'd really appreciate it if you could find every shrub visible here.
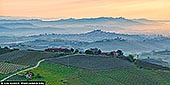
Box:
[85,50,93,54]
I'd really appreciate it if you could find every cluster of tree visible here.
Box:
[0,46,19,54]
[127,54,136,62]
[85,48,101,55]
[110,50,124,57]
[70,48,79,54]
[109,50,136,63]
[116,50,124,56]
[0,46,10,49]
[84,48,136,63]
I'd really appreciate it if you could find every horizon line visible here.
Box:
[0,16,170,21]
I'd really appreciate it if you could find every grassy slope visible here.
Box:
[0,50,56,81]
[7,61,170,85]
[0,74,8,80]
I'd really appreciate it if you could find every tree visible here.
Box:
[75,49,79,54]
[98,49,102,54]
[4,47,9,49]
[70,48,74,53]
[36,74,42,78]
[117,50,123,56]
[85,50,93,54]
[110,51,114,55]
[128,54,135,62]
[13,48,19,51]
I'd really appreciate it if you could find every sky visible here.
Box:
[0,0,170,20]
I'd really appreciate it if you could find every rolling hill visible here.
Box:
[0,48,169,85]
[139,50,170,67]
[5,30,170,53]
[0,50,56,66]
[47,54,134,70]
[0,26,11,32]
[1,16,170,36]
[0,49,57,81]
[6,61,170,85]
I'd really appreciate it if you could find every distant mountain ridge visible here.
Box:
[0,16,141,25]
[48,17,140,24]
[1,16,169,36]
[0,16,142,21]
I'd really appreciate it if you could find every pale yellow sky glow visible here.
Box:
[0,0,170,19]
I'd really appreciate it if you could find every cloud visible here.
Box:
[0,0,169,19]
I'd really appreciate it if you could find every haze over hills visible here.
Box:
[0,17,170,84]
[1,0,170,84]
[0,16,170,36]
[0,30,169,54]
[0,16,170,66]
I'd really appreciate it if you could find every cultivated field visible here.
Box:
[7,61,170,85]
[0,62,28,74]
[0,74,8,80]
[47,55,134,70]
[0,50,56,78]
[1,53,170,85]
[0,50,56,66]
[0,48,14,55]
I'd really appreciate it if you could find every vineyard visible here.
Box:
[0,62,29,74]
[1,52,170,85]
[0,50,56,78]
[47,55,134,70]
[6,61,170,85]
[0,50,56,66]
[0,48,14,55]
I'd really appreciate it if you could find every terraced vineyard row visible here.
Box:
[0,62,29,74]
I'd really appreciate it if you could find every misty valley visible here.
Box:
[0,17,170,85]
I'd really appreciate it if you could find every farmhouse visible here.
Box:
[112,51,119,57]
[25,72,33,79]
[101,52,108,55]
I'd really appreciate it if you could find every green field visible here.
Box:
[7,61,170,85]
[0,49,57,81]
[0,74,8,80]
[0,49,169,85]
